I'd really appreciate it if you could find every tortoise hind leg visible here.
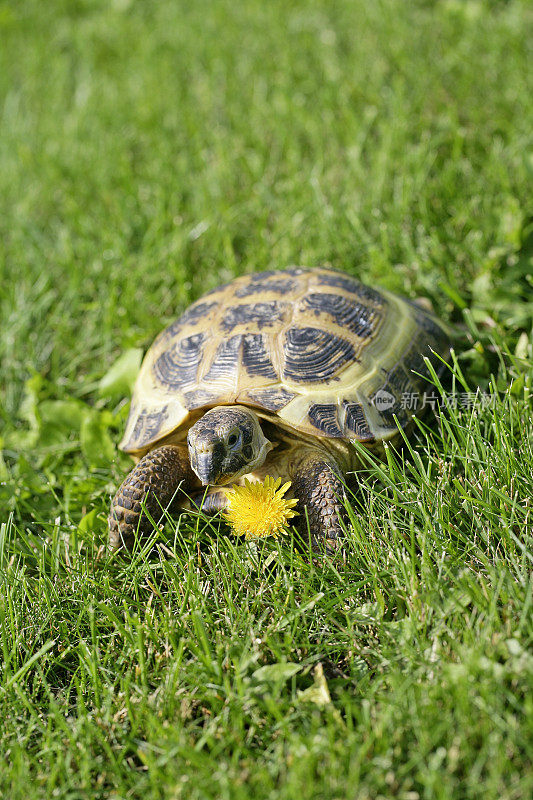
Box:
[109,444,198,551]
[290,452,348,554]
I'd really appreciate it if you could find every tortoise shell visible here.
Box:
[120,267,450,454]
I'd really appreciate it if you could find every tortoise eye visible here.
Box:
[228,432,239,446]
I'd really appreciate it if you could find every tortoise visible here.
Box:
[109,267,450,551]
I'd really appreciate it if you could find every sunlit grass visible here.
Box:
[0,0,532,798]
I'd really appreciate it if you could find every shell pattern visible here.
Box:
[120,268,450,454]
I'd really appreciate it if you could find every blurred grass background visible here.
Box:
[0,1,532,798]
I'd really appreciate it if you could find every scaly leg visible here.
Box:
[290,452,347,553]
[189,488,229,514]
[108,444,198,551]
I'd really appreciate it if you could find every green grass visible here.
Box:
[0,0,532,797]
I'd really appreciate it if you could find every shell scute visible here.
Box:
[183,389,219,409]
[221,301,287,332]
[369,389,409,429]
[156,302,218,346]
[301,292,383,339]
[314,272,385,305]
[307,403,344,437]
[130,405,170,445]
[242,386,297,411]
[153,332,207,391]
[202,335,242,388]
[384,364,413,397]
[342,401,375,442]
[242,333,278,379]
[234,278,295,298]
[282,327,357,383]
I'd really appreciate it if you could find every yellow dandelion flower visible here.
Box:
[223,476,299,540]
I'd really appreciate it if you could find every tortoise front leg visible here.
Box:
[189,488,229,514]
[108,444,198,551]
[290,452,348,554]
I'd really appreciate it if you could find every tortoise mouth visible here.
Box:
[190,449,225,486]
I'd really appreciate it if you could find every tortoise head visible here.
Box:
[187,406,272,486]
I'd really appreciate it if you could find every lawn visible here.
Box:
[0,0,532,797]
